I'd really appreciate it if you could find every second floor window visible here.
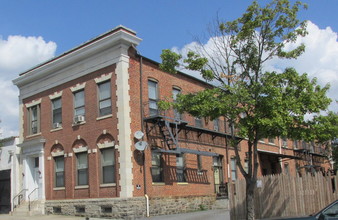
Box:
[27,105,40,135]
[98,81,112,117]
[148,80,158,116]
[54,156,65,187]
[213,118,219,131]
[52,98,62,128]
[195,117,203,128]
[172,88,181,120]
[76,152,88,186]
[74,90,85,118]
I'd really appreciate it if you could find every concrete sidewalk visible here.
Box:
[0,209,230,220]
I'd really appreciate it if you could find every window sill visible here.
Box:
[100,183,116,188]
[96,114,112,121]
[177,182,188,185]
[50,127,63,132]
[72,121,86,127]
[26,133,42,138]
[53,187,65,191]
[75,185,89,189]
[152,182,165,186]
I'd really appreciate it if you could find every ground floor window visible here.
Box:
[76,152,88,185]
[101,148,115,184]
[151,151,163,182]
[176,154,186,182]
[54,156,64,187]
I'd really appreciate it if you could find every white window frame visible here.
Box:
[98,80,112,117]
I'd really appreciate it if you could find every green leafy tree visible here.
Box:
[159,1,338,219]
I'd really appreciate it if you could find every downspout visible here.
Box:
[133,45,149,217]
[278,137,283,172]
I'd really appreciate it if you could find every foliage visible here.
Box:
[160,1,337,219]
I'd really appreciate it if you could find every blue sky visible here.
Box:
[0,0,337,138]
[1,0,337,62]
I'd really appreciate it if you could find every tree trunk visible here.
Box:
[246,178,256,220]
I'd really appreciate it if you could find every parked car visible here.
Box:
[265,200,338,220]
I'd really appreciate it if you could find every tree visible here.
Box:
[159,1,338,219]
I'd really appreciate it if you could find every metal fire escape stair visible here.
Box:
[158,119,180,150]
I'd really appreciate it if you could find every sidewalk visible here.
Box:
[0,209,230,220]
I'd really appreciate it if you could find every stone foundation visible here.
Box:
[45,195,226,219]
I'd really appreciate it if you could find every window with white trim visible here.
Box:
[27,105,40,135]
[98,81,112,117]
[52,98,62,128]
[195,117,203,128]
[76,152,88,185]
[213,118,219,131]
[172,87,181,120]
[148,80,158,116]
[74,90,85,118]
[231,157,237,181]
[54,156,65,187]
[101,147,115,184]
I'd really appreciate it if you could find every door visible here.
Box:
[213,156,225,196]
[0,170,11,213]
[31,157,40,200]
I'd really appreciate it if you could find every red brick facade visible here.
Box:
[16,26,331,205]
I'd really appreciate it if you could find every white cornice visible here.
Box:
[13,29,142,99]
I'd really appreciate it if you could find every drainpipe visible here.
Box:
[133,45,149,217]
[278,137,283,171]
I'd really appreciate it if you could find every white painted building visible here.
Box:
[0,136,20,214]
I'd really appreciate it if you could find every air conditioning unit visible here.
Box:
[53,122,61,128]
[74,115,85,124]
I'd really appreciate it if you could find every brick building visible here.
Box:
[12,26,330,218]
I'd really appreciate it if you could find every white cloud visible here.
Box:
[0,35,56,138]
[172,21,338,112]
[266,21,338,111]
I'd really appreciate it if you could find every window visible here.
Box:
[195,117,203,128]
[282,137,288,148]
[52,98,62,128]
[148,80,158,116]
[34,157,39,168]
[268,138,275,144]
[293,140,299,149]
[244,159,249,173]
[101,148,115,184]
[213,118,219,131]
[27,105,40,135]
[54,156,65,187]
[176,154,186,182]
[98,81,112,116]
[172,88,181,120]
[231,158,237,181]
[74,90,85,118]
[76,152,88,185]
[197,155,202,172]
[284,163,290,175]
[151,151,163,182]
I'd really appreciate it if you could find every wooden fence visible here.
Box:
[229,173,338,219]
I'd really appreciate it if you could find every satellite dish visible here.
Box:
[134,131,144,140]
[135,141,148,151]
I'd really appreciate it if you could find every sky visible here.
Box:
[0,0,337,138]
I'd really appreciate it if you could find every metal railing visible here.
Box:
[215,183,228,198]
[28,187,39,211]
[12,189,27,211]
